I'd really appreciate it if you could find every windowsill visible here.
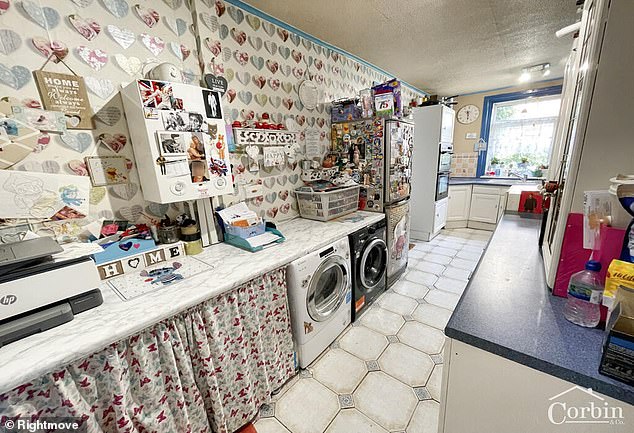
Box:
[480,175,545,181]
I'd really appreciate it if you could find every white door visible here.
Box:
[447,186,471,221]
[469,193,499,224]
[434,199,448,233]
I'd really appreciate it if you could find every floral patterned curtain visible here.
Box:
[0,267,295,433]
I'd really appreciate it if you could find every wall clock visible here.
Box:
[457,104,480,124]
[297,80,318,110]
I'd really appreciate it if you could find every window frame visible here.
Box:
[476,85,563,177]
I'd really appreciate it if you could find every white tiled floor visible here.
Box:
[255,228,491,433]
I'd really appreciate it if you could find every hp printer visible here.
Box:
[0,237,102,347]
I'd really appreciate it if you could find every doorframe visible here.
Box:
[476,85,563,177]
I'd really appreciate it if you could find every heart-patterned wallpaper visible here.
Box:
[0,0,425,229]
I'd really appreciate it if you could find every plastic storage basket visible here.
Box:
[295,185,360,221]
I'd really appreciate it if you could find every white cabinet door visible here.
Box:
[497,194,507,222]
[469,193,500,224]
[447,185,471,221]
[434,198,448,233]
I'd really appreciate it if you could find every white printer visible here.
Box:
[0,237,102,347]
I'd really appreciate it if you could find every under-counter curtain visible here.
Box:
[0,267,295,433]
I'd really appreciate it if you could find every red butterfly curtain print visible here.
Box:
[0,268,294,433]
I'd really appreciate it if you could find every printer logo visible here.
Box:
[0,294,17,306]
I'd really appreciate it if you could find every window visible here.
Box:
[477,85,562,178]
[485,96,561,176]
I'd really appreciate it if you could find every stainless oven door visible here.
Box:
[436,173,449,200]
[438,152,452,172]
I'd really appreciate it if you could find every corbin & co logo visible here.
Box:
[548,386,625,425]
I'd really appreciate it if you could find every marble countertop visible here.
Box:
[0,211,384,394]
[445,214,634,405]
[449,177,541,187]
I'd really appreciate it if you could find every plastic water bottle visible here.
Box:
[563,260,604,327]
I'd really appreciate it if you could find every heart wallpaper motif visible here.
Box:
[0,0,425,230]
[193,0,425,221]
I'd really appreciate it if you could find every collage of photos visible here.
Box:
[139,80,228,186]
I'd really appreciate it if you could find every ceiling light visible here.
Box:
[519,72,531,83]
[519,63,551,83]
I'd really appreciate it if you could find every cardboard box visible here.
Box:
[600,284,634,385]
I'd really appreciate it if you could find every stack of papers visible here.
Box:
[217,202,261,227]
[245,232,281,248]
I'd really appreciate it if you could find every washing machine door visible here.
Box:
[360,238,388,291]
[307,255,349,322]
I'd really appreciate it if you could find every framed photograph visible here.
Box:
[138,80,183,110]
[202,89,222,119]
[85,156,129,186]
[161,111,205,132]
[11,106,67,134]
[157,131,188,156]
[189,159,210,184]
[186,132,207,161]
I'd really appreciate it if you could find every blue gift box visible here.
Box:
[93,237,158,265]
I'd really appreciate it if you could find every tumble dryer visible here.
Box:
[349,219,388,322]
[286,237,352,368]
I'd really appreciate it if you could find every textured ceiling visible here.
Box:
[241,0,578,95]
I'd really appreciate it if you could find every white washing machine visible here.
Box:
[286,237,352,368]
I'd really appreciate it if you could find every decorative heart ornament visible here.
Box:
[76,46,108,71]
[114,54,142,76]
[0,64,30,89]
[170,42,190,60]
[0,29,21,55]
[134,4,160,28]
[141,33,164,56]
[95,106,121,126]
[97,133,127,153]
[84,76,115,99]
[111,183,139,200]
[60,132,92,153]
[102,0,129,18]
[21,0,59,29]
[89,187,106,205]
[68,14,101,41]
[106,25,135,49]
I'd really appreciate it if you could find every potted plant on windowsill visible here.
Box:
[518,156,530,171]
[490,157,501,176]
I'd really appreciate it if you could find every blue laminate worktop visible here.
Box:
[445,214,634,405]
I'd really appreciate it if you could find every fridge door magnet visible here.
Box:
[157,131,188,156]
[33,70,93,129]
[85,155,129,186]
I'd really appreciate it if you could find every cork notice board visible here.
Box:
[33,71,93,130]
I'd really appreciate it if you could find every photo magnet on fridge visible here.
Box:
[157,131,188,156]
[202,89,222,119]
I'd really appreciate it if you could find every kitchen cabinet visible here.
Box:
[434,198,449,234]
[469,193,500,223]
[447,185,472,222]
[446,184,508,229]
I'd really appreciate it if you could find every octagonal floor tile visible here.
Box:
[392,280,430,300]
[427,364,443,401]
[398,321,446,355]
[412,303,453,330]
[339,325,388,361]
[425,289,460,311]
[407,400,440,433]
[324,408,388,433]
[378,292,419,316]
[354,372,418,431]
[404,270,439,286]
[276,378,339,433]
[312,349,367,394]
[254,417,290,433]
[379,342,434,387]
[360,306,405,335]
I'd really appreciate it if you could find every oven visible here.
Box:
[436,172,449,200]
[438,142,453,173]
